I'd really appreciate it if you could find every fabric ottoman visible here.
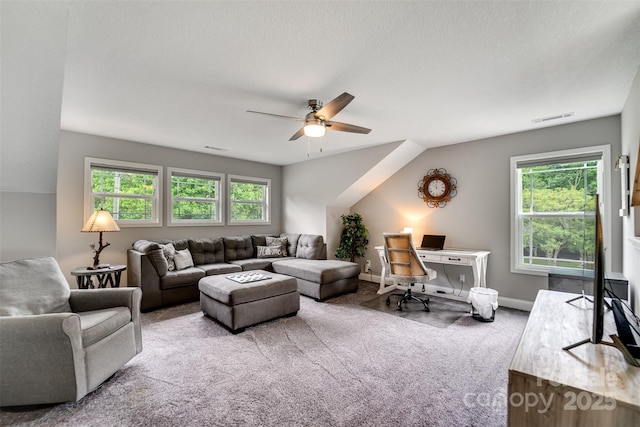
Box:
[271,259,360,301]
[198,271,299,333]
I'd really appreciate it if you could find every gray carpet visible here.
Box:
[360,292,472,328]
[0,281,529,427]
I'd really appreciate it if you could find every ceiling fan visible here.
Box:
[247,92,371,141]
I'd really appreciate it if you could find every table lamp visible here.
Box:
[82,209,120,269]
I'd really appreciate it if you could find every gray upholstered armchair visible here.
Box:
[0,257,142,406]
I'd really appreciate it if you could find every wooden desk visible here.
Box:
[71,265,126,289]
[508,290,640,426]
[374,246,490,295]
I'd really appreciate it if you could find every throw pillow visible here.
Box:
[265,236,288,257]
[256,245,284,259]
[173,248,194,270]
[160,243,176,271]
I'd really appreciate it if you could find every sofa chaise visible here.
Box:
[127,233,360,311]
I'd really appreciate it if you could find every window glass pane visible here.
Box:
[230,182,264,201]
[173,200,218,220]
[95,197,153,220]
[520,215,595,270]
[92,169,154,196]
[231,202,264,220]
[172,176,217,198]
[520,161,598,213]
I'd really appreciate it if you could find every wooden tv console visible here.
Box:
[508,290,640,426]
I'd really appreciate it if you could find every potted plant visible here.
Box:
[335,213,369,262]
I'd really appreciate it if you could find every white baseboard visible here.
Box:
[358,273,533,312]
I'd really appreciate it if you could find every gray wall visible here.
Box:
[283,141,404,258]
[352,116,623,304]
[56,130,283,287]
[0,2,68,262]
[621,67,640,312]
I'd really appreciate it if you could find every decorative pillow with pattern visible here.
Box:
[160,243,176,271]
[173,248,194,270]
[265,236,288,257]
[256,245,285,259]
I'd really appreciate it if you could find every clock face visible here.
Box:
[427,178,447,198]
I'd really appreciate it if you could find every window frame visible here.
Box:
[227,174,271,225]
[509,145,611,276]
[167,167,225,226]
[84,157,163,227]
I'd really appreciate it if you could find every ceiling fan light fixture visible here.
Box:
[304,120,325,138]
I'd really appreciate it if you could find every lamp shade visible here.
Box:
[304,119,326,138]
[82,210,120,233]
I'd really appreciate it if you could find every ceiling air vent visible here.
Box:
[532,112,574,124]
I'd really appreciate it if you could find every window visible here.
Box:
[510,146,611,275]
[85,158,162,227]
[228,175,270,224]
[168,168,224,226]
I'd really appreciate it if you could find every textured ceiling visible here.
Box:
[27,1,640,166]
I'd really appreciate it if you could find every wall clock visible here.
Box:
[418,168,457,208]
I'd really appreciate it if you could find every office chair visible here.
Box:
[383,233,437,311]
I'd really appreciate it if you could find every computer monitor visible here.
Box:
[419,235,446,251]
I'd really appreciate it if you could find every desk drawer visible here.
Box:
[420,254,471,266]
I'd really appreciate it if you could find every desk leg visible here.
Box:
[471,255,488,288]
[471,256,488,288]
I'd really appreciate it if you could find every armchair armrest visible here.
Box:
[0,313,87,405]
[69,288,142,353]
[69,287,141,312]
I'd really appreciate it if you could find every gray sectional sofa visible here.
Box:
[127,233,360,311]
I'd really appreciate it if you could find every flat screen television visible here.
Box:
[563,194,605,350]
[565,195,640,366]
[592,194,605,344]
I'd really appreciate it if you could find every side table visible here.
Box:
[71,265,127,289]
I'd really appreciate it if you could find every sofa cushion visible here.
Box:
[160,267,206,290]
[280,233,301,257]
[189,238,224,265]
[132,240,168,276]
[265,237,288,256]
[78,306,131,347]
[159,243,176,271]
[296,235,325,259]
[272,259,360,284]
[256,245,284,259]
[174,249,195,270]
[0,257,72,316]
[199,263,242,276]
[250,234,278,257]
[224,235,253,262]
[230,258,275,271]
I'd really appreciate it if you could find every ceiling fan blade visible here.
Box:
[315,92,354,120]
[289,127,305,141]
[246,110,304,122]
[325,121,371,134]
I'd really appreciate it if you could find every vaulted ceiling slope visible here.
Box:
[7,1,640,173]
